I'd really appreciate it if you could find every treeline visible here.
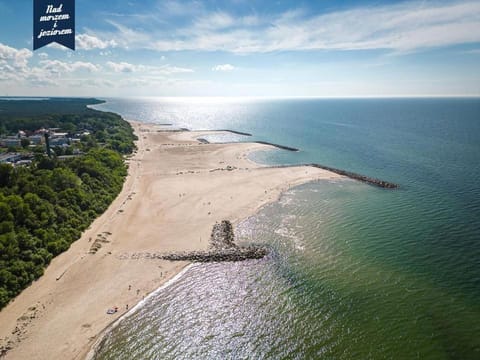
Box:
[0,99,136,309]
[0,99,135,154]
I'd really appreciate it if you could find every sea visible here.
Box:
[91,97,480,359]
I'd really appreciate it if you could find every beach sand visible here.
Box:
[0,122,342,360]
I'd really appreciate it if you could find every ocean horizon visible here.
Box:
[91,97,480,359]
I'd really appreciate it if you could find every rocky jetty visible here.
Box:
[308,164,399,189]
[122,220,268,263]
[266,163,398,189]
[195,136,298,152]
[155,247,267,262]
[217,129,253,136]
[254,141,299,152]
[195,129,253,136]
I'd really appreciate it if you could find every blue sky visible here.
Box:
[0,0,479,97]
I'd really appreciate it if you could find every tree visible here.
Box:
[0,203,13,223]
[21,138,30,149]
[0,164,13,187]
[0,98,135,310]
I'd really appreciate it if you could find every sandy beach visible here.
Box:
[0,121,342,360]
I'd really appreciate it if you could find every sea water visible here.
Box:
[92,98,480,359]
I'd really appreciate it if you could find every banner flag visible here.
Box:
[33,0,75,50]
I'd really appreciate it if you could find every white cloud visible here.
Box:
[106,61,193,74]
[0,41,196,94]
[98,0,480,54]
[212,64,236,72]
[76,33,117,50]
[0,43,102,87]
[103,20,151,49]
[157,65,194,74]
[194,12,235,30]
[0,43,32,68]
[40,60,101,73]
[106,61,137,73]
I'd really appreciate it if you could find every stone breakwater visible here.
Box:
[254,141,299,152]
[194,129,253,136]
[265,164,398,189]
[308,164,399,188]
[216,129,253,136]
[118,220,268,263]
[124,248,268,262]
[194,137,299,152]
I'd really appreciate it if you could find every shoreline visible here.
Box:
[0,120,343,360]
[84,263,197,360]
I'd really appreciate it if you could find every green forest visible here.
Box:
[0,99,136,309]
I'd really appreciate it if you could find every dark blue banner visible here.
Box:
[33,0,75,50]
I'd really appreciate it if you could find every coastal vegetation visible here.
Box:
[0,99,136,309]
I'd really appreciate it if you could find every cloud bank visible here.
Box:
[90,0,480,54]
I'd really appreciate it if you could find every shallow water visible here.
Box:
[93,98,480,359]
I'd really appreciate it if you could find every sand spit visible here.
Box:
[0,122,341,360]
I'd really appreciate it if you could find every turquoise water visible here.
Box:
[92,98,480,359]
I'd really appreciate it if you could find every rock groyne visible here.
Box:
[217,129,253,136]
[254,141,299,152]
[195,129,253,136]
[121,220,268,263]
[157,247,267,262]
[308,164,399,188]
[265,163,398,189]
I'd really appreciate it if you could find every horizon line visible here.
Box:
[2,95,480,101]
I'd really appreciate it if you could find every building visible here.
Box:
[28,135,44,145]
[0,153,22,163]
[50,137,70,146]
[15,159,32,166]
[0,137,21,147]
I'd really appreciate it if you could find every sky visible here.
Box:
[0,0,479,97]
